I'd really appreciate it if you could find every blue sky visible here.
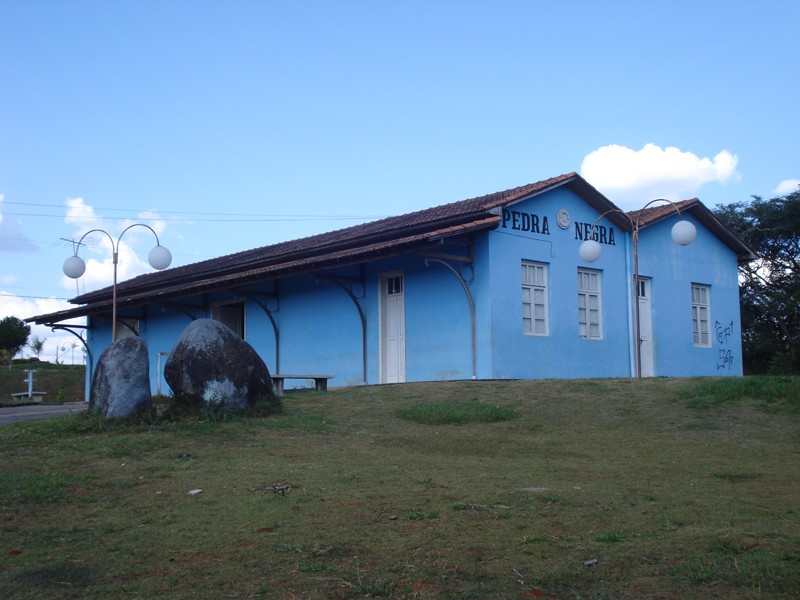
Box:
[1,0,798,362]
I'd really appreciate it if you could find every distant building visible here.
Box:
[28,172,755,397]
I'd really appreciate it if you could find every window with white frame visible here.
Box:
[522,261,548,335]
[692,284,711,347]
[577,269,602,339]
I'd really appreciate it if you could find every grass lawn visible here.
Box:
[0,364,85,405]
[0,377,798,599]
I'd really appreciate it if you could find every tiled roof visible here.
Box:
[628,198,757,262]
[71,172,593,306]
[31,173,604,325]
[26,172,754,327]
[628,199,698,226]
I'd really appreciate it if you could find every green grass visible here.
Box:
[595,531,624,543]
[679,375,800,411]
[0,363,86,404]
[395,397,518,424]
[1,377,799,598]
[0,471,80,503]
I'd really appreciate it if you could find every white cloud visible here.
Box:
[61,199,169,293]
[580,144,741,210]
[773,179,800,196]
[0,292,83,363]
[60,242,157,294]
[65,197,103,228]
[134,210,168,238]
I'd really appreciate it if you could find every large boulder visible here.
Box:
[90,336,152,418]
[164,318,277,410]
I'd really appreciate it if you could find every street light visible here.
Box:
[63,224,172,341]
[61,342,78,364]
[578,199,697,378]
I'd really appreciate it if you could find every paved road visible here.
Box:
[0,402,87,425]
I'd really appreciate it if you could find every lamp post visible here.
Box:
[61,342,78,364]
[63,224,172,341]
[578,199,697,378]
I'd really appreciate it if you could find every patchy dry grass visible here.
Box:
[1,377,798,598]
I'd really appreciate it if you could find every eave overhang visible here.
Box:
[26,215,500,326]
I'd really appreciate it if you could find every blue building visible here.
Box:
[29,173,756,396]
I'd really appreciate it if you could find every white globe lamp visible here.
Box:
[578,239,603,263]
[63,255,87,279]
[671,220,697,246]
[148,245,172,270]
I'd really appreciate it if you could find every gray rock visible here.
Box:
[164,318,277,410]
[90,336,152,418]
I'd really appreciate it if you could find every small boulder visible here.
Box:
[90,336,152,418]
[164,318,277,410]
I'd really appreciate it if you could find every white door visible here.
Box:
[381,273,406,383]
[637,278,654,377]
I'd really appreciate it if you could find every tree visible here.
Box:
[29,335,46,360]
[714,188,800,374]
[0,316,31,366]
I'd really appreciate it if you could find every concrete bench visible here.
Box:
[271,375,333,396]
[11,392,46,404]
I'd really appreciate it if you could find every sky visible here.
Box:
[1,0,798,364]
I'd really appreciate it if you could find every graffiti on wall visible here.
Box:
[715,320,735,370]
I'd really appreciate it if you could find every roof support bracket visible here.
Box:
[423,257,477,379]
[238,286,281,374]
[157,301,204,321]
[311,269,367,385]
[419,237,474,264]
[47,324,92,398]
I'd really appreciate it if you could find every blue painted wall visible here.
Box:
[362,254,475,384]
[265,276,363,386]
[637,215,744,376]
[484,187,634,379]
